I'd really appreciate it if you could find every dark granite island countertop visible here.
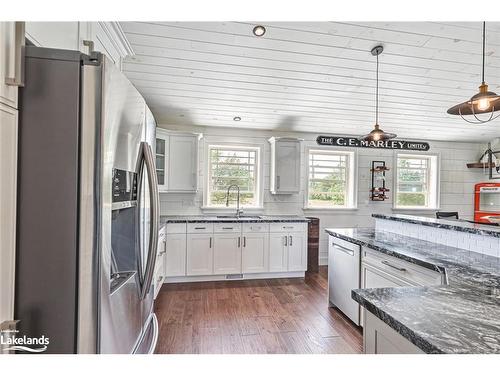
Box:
[325,227,500,354]
[160,215,310,224]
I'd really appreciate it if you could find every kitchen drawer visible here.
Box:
[187,223,214,234]
[362,248,443,287]
[269,222,307,233]
[243,222,270,233]
[214,223,242,233]
[166,223,187,234]
[331,236,360,252]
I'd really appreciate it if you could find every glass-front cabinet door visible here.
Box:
[155,130,169,191]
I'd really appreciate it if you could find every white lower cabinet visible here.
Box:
[186,234,213,276]
[165,233,187,277]
[242,232,269,273]
[364,310,424,354]
[359,246,444,329]
[287,232,307,271]
[269,234,288,272]
[165,221,307,281]
[213,234,242,275]
[269,227,307,273]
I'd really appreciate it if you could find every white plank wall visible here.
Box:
[120,21,500,141]
[157,124,486,265]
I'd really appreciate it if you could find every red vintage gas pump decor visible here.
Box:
[474,182,500,223]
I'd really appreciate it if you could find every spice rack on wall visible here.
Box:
[370,161,389,201]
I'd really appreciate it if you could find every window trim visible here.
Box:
[393,152,440,210]
[304,147,358,210]
[203,142,263,209]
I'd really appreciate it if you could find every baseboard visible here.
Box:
[164,271,306,284]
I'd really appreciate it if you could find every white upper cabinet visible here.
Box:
[268,137,302,194]
[24,22,134,68]
[0,22,21,108]
[155,129,200,193]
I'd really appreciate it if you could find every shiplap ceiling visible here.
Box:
[120,22,500,141]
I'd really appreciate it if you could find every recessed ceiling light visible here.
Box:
[252,25,266,37]
[233,116,242,121]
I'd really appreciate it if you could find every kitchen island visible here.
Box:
[325,214,500,354]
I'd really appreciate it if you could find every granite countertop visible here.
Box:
[325,227,500,354]
[373,213,500,238]
[160,215,310,224]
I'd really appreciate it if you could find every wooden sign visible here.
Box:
[316,136,430,151]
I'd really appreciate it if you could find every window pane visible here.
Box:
[208,147,258,207]
[308,151,351,207]
[396,156,432,207]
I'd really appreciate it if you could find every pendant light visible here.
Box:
[447,22,500,123]
[360,45,397,141]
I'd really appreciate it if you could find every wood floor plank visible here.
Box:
[154,266,362,354]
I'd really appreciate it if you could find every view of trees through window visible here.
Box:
[396,156,429,207]
[308,151,350,207]
[208,147,258,206]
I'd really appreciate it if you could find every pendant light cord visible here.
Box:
[482,21,486,84]
[376,53,379,124]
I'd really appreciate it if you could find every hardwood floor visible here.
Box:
[154,266,362,354]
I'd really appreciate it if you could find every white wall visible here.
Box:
[158,124,486,265]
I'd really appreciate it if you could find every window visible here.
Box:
[395,154,439,209]
[206,145,260,207]
[306,149,356,208]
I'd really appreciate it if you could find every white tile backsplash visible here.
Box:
[375,218,500,258]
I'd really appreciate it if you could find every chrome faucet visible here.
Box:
[225,184,243,218]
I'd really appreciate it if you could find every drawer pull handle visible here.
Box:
[381,260,406,272]
[238,237,241,247]
[289,235,293,246]
[243,236,246,247]
[194,227,206,230]
[332,244,355,256]
[209,237,212,248]
[284,236,288,246]
[222,227,234,230]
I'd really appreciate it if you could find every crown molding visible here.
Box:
[97,22,134,57]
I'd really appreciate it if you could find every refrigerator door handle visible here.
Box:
[147,314,159,354]
[137,142,160,300]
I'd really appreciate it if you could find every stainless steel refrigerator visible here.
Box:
[15,46,160,354]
